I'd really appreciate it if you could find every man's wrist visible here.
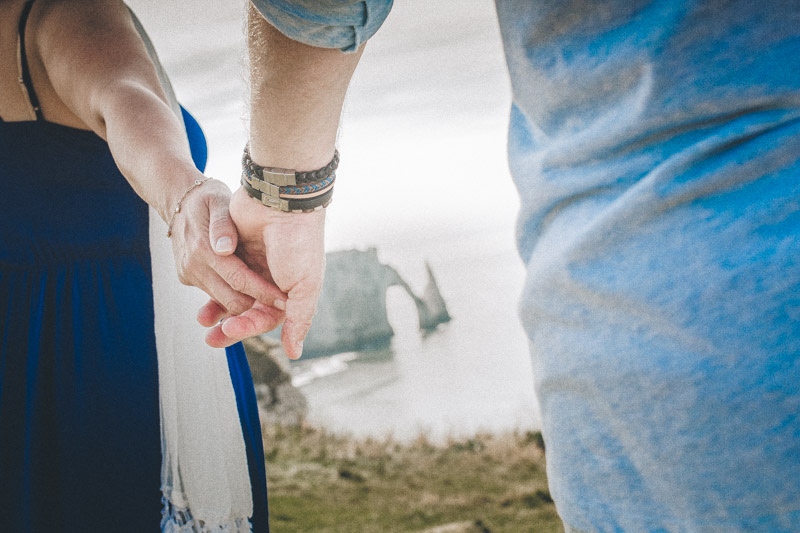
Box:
[230,186,327,234]
[247,142,337,173]
[240,143,338,213]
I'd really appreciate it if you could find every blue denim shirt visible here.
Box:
[252,2,800,531]
[250,0,392,52]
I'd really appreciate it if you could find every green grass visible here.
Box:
[263,424,563,532]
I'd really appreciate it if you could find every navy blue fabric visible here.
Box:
[181,106,208,172]
[0,112,268,531]
[226,342,270,532]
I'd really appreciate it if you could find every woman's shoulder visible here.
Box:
[3,0,150,131]
[0,0,36,122]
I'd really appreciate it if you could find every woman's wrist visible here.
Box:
[166,178,214,238]
[154,156,208,223]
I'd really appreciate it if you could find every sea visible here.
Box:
[127,0,542,442]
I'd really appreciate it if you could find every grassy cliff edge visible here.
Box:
[263,424,562,533]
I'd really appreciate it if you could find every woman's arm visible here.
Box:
[31,0,285,321]
[35,0,189,220]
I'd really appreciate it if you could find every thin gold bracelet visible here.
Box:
[166,177,212,238]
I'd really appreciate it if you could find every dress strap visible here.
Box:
[17,0,43,122]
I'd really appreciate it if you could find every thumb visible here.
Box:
[208,195,238,256]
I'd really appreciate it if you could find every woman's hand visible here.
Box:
[197,186,326,358]
[168,176,288,321]
[32,0,290,335]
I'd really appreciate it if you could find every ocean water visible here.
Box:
[128,0,541,441]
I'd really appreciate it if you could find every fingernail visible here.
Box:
[273,299,286,311]
[293,340,304,358]
[215,237,234,253]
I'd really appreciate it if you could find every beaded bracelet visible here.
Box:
[241,144,339,212]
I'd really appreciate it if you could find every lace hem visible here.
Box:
[161,495,252,533]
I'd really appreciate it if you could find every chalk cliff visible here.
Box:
[246,248,451,419]
[301,248,451,356]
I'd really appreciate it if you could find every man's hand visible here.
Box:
[171,177,287,318]
[199,4,364,358]
[198,186,326,359]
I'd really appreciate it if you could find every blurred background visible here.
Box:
[127,0,541,442]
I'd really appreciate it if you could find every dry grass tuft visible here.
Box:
[262,424,562,532]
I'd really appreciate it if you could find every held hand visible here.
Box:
[199,186,326,359]
[168,177,287,322]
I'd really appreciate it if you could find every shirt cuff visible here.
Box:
[250,0,393,53]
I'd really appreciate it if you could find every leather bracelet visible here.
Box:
[242,165,335,196]
[240,177,334,212]
[241,144,338,212]
[242,144,339,185]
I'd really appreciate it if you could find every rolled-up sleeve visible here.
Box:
[250,0,393,53]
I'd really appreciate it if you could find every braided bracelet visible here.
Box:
[242,144,339,185]
[242,165,335,196]
[241,145,339,212]
[240,175,335,212]
[166,177,212,237]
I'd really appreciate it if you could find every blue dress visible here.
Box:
[0,16,269,531]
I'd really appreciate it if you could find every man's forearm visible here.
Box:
[246,3,364,170]
[214,5,367,357]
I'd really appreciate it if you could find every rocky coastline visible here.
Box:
[242,335,308,426]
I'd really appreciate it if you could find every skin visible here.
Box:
[0,0,285,320]
[199,4,365,359]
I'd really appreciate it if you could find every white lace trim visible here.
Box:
[161,495,253,533]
